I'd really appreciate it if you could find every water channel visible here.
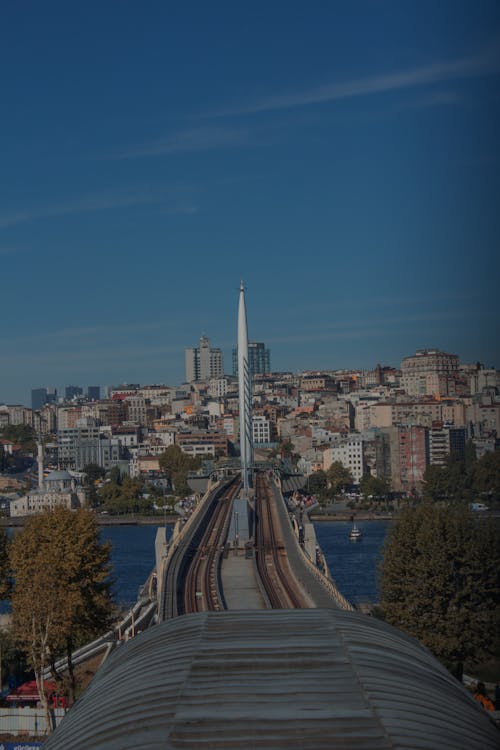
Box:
[103,519,391,609]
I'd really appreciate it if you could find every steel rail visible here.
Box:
[184,479,240,613]
[161,478,237,620]
[255,473,308,609]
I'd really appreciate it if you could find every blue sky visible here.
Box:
[1,1,499,405]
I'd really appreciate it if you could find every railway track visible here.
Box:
[183,479,240,613]
[160,477,240,620]
[255,473,309,609]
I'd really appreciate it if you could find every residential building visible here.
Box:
[73,437,121,470]
[467,392,500,437]
[322,435,364,483]
[185,336,224,382]
[125,396,148,425]
[300,375,336,392]
[208,378,230,398]
[252,415,275,445]
[428,424,466,466]
[469,366,500,395]
[176,430,229,457]
[401,349,460,397]
[1,405,30,426]
[57,406,82,430]
[392,425,429,492]
[57,418,121,469]
[81,400,125,426]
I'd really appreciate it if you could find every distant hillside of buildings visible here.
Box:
[1,348,499,515]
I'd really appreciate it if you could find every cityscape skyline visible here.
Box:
[2,337,499,408]
[2,343,496,410]
[1,2,499,404]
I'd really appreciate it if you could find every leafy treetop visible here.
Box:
[379,501,499,679]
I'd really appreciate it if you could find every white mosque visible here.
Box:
[10,445,86,518]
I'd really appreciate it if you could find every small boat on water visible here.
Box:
[349,523,362,542]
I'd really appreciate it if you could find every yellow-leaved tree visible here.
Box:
[10,507,114,729]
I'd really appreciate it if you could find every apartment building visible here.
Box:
[392,425,429,492]
[185,336,224,382]
[252,415,274,445]
[401,349,460,397]
[322,435,364,483]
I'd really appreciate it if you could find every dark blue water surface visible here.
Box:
[104,520,390,609]
[101,525,170,609]
[1,521,388,612]
[313,521,391,606]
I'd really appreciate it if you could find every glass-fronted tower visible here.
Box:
[232,341,270,378]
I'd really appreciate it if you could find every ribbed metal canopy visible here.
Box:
[45,609,498,749]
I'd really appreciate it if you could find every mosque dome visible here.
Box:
[44,470,73,489]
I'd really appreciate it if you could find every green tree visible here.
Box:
[307,470,328,499]
[83,463,106,485]
[423,464,450,500]
[159,445,201,497]
[0,424,36,449]
[423,445,479,501]
[0,444,9,472]
[98,475,151,514]
[379,501,499,680]
[326,461,353,496]
[10,508,114,712]
[360,474,390,499]
[108,464,122,486]
[474,449,500,499]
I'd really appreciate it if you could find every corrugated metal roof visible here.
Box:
[45,609,499,750]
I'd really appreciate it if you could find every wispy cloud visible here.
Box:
[117,125,251,159]
[264,311,470,346]
[204,43,500,118]
[0,187,189,229]
[0,320,176,348]
[0,343,184,372]
[402,90,462,109]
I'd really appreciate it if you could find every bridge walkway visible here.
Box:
[220,550,267,609]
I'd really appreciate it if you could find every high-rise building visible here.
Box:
[392,425,429,491]
[429,424,466,466]
[31,387,57,411]
[185,336,224,382]
[65,385,83,401]
[87,386,101,401]
[31,388,47,411]
[232,341,270,378]
[45,387,58,405]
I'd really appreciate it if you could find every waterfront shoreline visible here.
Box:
[0,513,394,527]
[0,512,395,526]
[311,512,393,522]
[0,514,179,527]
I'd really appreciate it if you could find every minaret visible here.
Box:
[37,440,44,490]
[238,280,253,490]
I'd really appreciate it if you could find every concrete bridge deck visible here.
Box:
[220,551,267,609]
